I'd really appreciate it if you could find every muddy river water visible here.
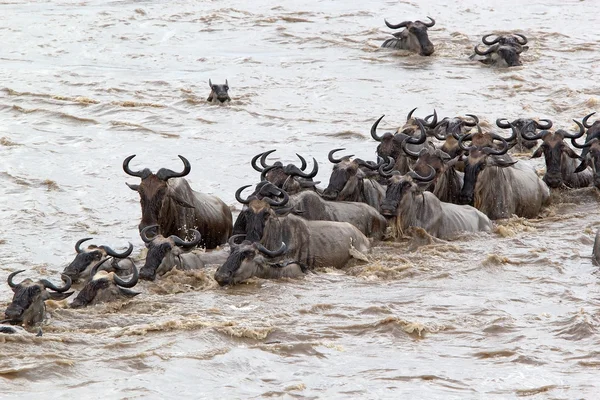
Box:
[1,0,600,398]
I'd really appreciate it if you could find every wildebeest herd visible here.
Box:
[3,16,599,335]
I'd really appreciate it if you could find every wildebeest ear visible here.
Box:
[168,194,195,209]
[574,160,588,173]
[117,287,141,298]
[126,182,139,191]
[522,45,529,52]
[45,291,75,301]
[207,94,213,102]
[531,147,544,159]
[562,145,582,160]
[208,79,213,88]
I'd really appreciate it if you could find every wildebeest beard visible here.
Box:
[70,279,110,308]
[140,242,172,280]
[380,180,407,217]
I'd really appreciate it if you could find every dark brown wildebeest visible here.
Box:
[379,165,492,239]
[214,238,307,286]
[62,238,134,282]
[430,114,479,159]
[4,271,73,327]
[457,124,550,219]
[321,149,386,211]
[236,183,387,240]
[251,150,319,194]
[70,258,140,308]
[207,79,230,104]
[471,33,529,67]
[496,117,553,152]
[124,154,233,249]
[523,120,592,188]
[573,112,600,189]
[381,17,436,56]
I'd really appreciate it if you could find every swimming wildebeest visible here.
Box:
[573,112,600,189]
[123,154,233,249]
[496,117,553,152]
[214,237,307,286]
[251,150,319,194]
[207,79,230,104]
[62,237,134,282]
[70,258,140,308]
[4,271,73,327]
[381,17,436,56]
[471,33,529,67]
[429,114,479,159]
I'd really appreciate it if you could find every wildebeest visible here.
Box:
[524,120,592,188]
[207,79,230,103]
[322,149,386,211]
[236,183,387,240]
[573,112,600,188]
[214,238,307,286]
[458,125,550,219]
[123,154,233,249]
[593,228,600,267]
[70,258,140,308]
[62,238,134,282]
[471,33,528,67]
[4,271,73,327]
[496,117,553,152]
[237,193,371,269]
[429,114,479,159]
[379,165,492,239]
[381,17,436,56]
[251,150,319,194]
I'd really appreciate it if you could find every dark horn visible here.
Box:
[406,118,428,145]
[356,157,385,170]
[123,155,151,179]
[571,136,594,150]
[483,136,509,156]
[424,109,438,128]
[264,188,289,207]
[251,152,266,172]
[101,242,133,258]
[112,263,139,288]
[255,242,287,258]
[228,234,246,248]
[40,274,72,292]
[259,149,278,169]
[514,33,528,45]
[170,229,202,248]
[296,154,308,171]
[496,118,512,129]
[458,133,473,152]
[408,165,436,182]
[406,107,417,122]
[401,138,421,159]
[422,16,435,28]
[464,114,479,127]
[156,155,191,181]
[235,185,253,205]
[140,224,159,243]
[7,270,25,288]
[378,164,394,178]
[534,119,553,130]
[582,112,597,129]
[481,34,500,46]
[385,19,410,30]
[328,148,351,164]
[560,120,585,139]
[370,115,385,141]
[288,158,318,179]
[75,237,93,254]
[474,44,496,56]
[90,258,111,279]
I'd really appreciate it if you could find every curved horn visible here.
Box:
[496,118,512,129]
[383,156,396,172]
[75,237,93,254]
[514,33,528,45]
[378,164,394,178]
[370,115,385,142]
[90,257,111,279]
[385,19,410,30]
[228,234,246,248]
[356,157,385,171]
[263,189,289,207]
[406,107,417,122]
[328,148,352,164]
[474,44,496,56]
[458,133,474,152]
[156,155,191,181]
[408,165,436,182]
[483,136,509,155]
[296,154,308,171]
[101,242,133,258]
[287,158,318,178]
[422,16,435,28]
[406,118,428,145]
[7,270,25,288]
[492,125,517,143]
[521,123,545,141]
[259,149,278,169]
[235,185,253,205]
[250,151,266,172]
[424,109,438,128]
[401,138,422,159]
[559,119,585,139]
[112,263,139,288]
[582,112,597,129]
[123,155,151,179]
[170,229,202,248]
[464,114,479,127]
[534,119,553,130]
[140,224,159,243]
[255,242,287,258]
[571,136,594,150]
[40,274,72,292]
[260,165,278,182]
[482,34,500,46]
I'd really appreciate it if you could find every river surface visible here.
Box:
[1,0,600,398]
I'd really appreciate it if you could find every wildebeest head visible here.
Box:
[70,258,139,308]
[473,34,528,68]
[382,17,436,56]
[4,271,73,327]
[322,149,385,201]
[379,166,436,217]
[371,114,431,164]
[124,154,194,238]
[207,79,231,103]
[251,150,319,194]
[404,144,453,191]
[496,117,552,151]
[573,113,600,188]
[62,237,133,282]
[214,238,293,286]
[235,186,290,242]
[525,120,585,188]
[138,225,202,280]
[430,114,479,158]
[458,127,514,206]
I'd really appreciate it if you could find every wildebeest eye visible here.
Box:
[242,250,254,258]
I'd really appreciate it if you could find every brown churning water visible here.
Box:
[1,0,599,398]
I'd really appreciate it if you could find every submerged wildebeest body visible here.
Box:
[471,33,529,67]
[62,238,134,282]
[214,239,307,286]
[124,155,232,249]
[4,271,73,327]
[525,120,592,189]
[380,166,491,239]
[496,117,553,152]
[239,196,371,269]
[381,17,435,56]
[573,112,600,189]
[207,79,230,104]
[71,258,140,308]
[251,150,319,195]
[236,184,387,240]
[458,125,550,219]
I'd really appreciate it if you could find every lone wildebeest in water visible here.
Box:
[471,33,529,67]
[207,79,231,104]
[381,17,436,56]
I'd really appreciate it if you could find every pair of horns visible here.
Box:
[123,155,191,181]
[90,258,138,288]
[7,270,72,292]
[384,16,435,29]
[140,224,202,248]
[75,238,133,258]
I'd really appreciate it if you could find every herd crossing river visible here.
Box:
[1,0,599,398]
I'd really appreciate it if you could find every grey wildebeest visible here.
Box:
[62,237,134,282]
[429,114,479,159]
[381,17,436,56]
[207,79,231,104]
[573,112,600,189]
[496,117,553,152]
[124,154,233,249]
[379,166,492,239]
[236,183,387,240]
[70,258,140,308]
[4,271,73,327]
[457,124,550,219]
[214,238,307,286]
[251,150,319,194]
[471,33,529,67]
[237,193,371,269]
[138,225,229,280]
[523,119,592,189]
[321,149,386,211]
